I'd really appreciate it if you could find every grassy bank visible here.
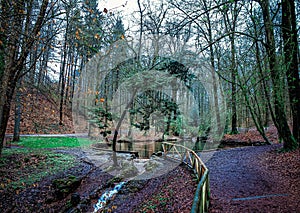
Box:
[0,148,76,191]
[16,137,97,149]
[0,137,97,192]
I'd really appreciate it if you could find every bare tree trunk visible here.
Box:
[59,6,70,125]
[251,9,275,127]
[202,0,221,135]
[250,11,275,128]
[70,54,78,101]
[230,35,237,134]
[13,79,22,142]
[282,0,300,145]
[0,72,17,155]
[223,1,240,134]
[59,60,66,125]
[112,90,137,166]
[137,0,143,60]
[64,52,71,105]
[259,0,297,150]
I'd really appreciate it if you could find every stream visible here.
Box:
[93,181,127,212]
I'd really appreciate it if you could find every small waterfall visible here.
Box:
[93,181,126,212]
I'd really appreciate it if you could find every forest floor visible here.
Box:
[1,142,299,212]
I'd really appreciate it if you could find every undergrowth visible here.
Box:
[0,148,77,191]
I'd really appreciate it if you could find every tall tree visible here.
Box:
[201,0,222,136]
[281,0,300,145]
[222,1,241,134]
[0,0,50,156]
[59,0,73,125]
[259,0,297,150]
[13,79,22,142]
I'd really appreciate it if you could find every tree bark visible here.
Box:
[13,79,22,142]
[281,0,300,145]
[59,7,70,125]
[259,0,297,150]
[112,90,137,166]
[230,35,238,134]
[223,1,239,134]
[202,0,222,136]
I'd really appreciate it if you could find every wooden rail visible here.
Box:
[162,142,210,213]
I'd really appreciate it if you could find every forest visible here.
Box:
[1,0,299,153]
[0,0,299,212]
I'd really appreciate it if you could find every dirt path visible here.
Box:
[201,144,300,212]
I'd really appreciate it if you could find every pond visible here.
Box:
[116,140,221,159]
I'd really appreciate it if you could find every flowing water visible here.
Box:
[93,181,127,212]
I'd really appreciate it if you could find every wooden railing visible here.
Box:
[162,142,210,213]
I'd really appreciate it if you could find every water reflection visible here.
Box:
[116,141,162,159]
[116,140,220,159]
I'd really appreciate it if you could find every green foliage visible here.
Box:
[129,90,180,134]
[16,137,96,149]
[88,106,114,137]
[170,115,183,136]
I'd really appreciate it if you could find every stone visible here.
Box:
[70,193,81,206]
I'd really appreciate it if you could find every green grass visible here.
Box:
[16,137,97,149]
[0,137,98,191]
[0,148,77,190]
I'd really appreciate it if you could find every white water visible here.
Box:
[93,181,127,212]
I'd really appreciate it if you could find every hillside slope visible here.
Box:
[6,87,74,134]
